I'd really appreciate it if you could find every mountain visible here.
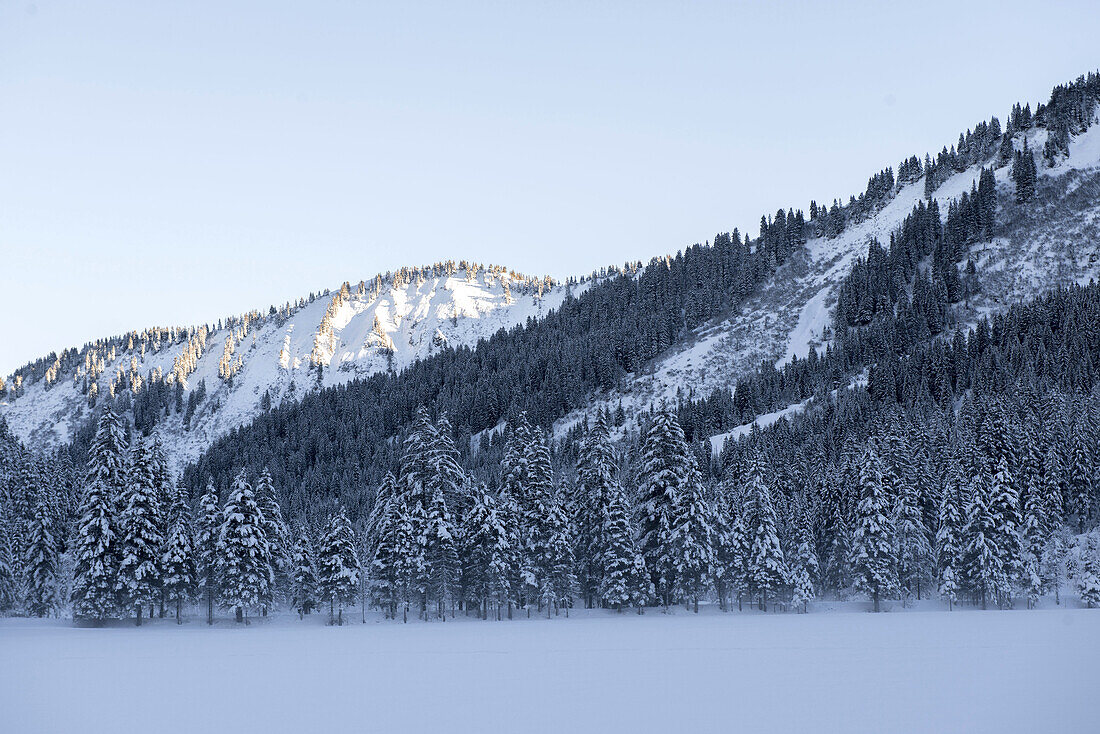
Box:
[3,73,1099,482]
[0,265,566,467]
[557,107,1100,443]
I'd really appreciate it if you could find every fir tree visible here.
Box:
[161,487,195,624]
[367,472,400,619]
[576,414,617,608]
[462,480,516,619]
[0,521,16,612]
[117,440,164,625]
[746,458,786,612]
[851,441,897,612]
[962,467,1003,610]
[637,409,692,606]
[218,470,271,623]
[541,492,577,617]
[290,525,318,618]
[71,408,126,623]
[672,463,715,613]
[895,475,932,601]
[318,507,360,625]
[25,500,57,618]
[988,457,1023,607]
[195,481,221,625]
[936,466,964,610]
[1076,536,1100,609]
[789,518,817,613]
[254,468,288,615]
[598,483,650,611]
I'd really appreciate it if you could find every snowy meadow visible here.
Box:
[2,603,1097,734]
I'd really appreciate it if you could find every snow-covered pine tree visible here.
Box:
[367,472,400,618]
[149,436,172,618]
[254,468,288,615]
[575,414,617,608]
[218,470,271,623]
[290,525,318,618]
[727,496,753,611]
[195,481,221,625]
[116,439,164,625]
[161,487,195,624]
[672,462,715,613]
[637,409,692,607]
[936,465,965,610]
[25,499,57,617]
[746,459,786,612]
[573,415,613,604]
[71,408,127,623]
[425,419,463,620]
[788,514,818,613]
[851,440,897,612]
[1076,536,1100,608]
[461,480,517,619]
[521,427,555,615]
[0,520,16,613]
[894,473,932,602]
[961,467,1003,610]
[988,456,1023,607]
[598,483,649,612]
[318,507,360,625]
[541,491,577,617]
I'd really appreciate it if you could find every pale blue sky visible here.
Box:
[2,0,1098,375]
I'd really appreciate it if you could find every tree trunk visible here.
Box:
[135,606,143,627]
[176,598,182,625]
[235,606,244,624]
[873,591,880,613]
[207,591,214,625]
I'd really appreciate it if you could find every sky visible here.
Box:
[1,1,1099,376]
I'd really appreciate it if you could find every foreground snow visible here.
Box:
[2,604,1097,733]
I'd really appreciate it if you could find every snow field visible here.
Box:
[2,604,1097,734]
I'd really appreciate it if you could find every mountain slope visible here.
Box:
[0,266,566,466]
[554,106,1100,443]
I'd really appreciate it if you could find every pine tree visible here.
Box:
[851,441,897,612]
[541,492,577,617]
[0,520,16,613]
[1077,536,1100,608]
[727,498,753,611]
[71,408,126,623]
[522,427,555,614]
[598,483,650,611]
[461,481,516,619]
[117,440,164,625]
[746,465,786,612]
[895,475,932,602]
[988,457,1023,607]
[576,414,617,608]
[789,518,817,613]
[367,472,400,619]
[637,409,692,606]
[217,470,271,623]
[254,468,288,615]
[936,467,964,610]
[672,463,715,613]
[318,507,360,625]
[160,486,195,624]
[290,525,318,618]
[961,467,1002,610]
[195,481,221,625]
[25,500,57,617]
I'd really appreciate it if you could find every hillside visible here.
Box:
[555,112,1100,443]
[0,265,564,466]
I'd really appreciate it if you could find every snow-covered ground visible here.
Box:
[2,605,1097,733]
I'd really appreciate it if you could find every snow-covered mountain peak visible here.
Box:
[0,263,567,468]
